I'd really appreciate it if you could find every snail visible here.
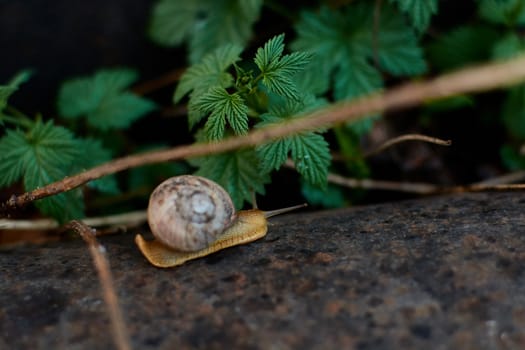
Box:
[135,175,306,268]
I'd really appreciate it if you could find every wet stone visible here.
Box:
[1,192,525,349]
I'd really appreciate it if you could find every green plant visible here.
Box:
[172,34,333,207]
[0,69,157,222]
[3,0,525,223]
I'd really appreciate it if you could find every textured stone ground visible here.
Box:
[1,192,525,349]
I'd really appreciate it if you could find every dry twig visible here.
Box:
[0,210,147,231]
[364,134,451,158]
[3,54,525,215]
[67,221,131,350]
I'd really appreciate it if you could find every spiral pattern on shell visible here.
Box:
[147,175,236,252]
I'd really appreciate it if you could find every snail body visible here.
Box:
[135,175,305,268]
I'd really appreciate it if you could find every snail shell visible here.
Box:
[135,175,306,268]
[147,175,236,252]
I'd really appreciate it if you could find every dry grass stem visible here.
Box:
[68,220,131,350]
[0,210,147,231]
[3,54,525,215]
[364,134,451,158]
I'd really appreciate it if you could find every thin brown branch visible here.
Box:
[448,183,525,193]
[364,134,452,158]
[470,170,525,186]
[68,221,131,350]
[4,54,525,214]
[285,159,525,195]
[328,172,525,195]
[0,210,147,231]
[328,172,440,194]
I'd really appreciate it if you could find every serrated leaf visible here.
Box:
[255,98,330,183]
[293,60,331,95]
[292,3,425,101]
[256,138,292,173]
[290,133,331,187]
[195,86,248,140]
[149,0,262,63]
[0,120,83,222]
[334,58,383,100]
[377,4,427,76]
[58,68,155,130]
[427,25,499,70]
[0,130,29,187]
[195,149,270,209]
[149,1,203,46]
[204,113,226,141]
[254,34,311,100]
[389,0,438,32]
[187,0,263,63]
[254,34,285,71]
[260,73,300,100]
[174,44,243,103]
[87,92,156,130]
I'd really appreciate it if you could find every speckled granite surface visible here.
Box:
[1,192,525,349]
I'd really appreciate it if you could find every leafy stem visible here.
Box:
[4,53,525,215]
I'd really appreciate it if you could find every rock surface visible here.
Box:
[1,192,525,349]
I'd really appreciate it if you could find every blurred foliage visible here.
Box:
[1,0,525,221]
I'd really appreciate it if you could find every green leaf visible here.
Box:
[290,132,331,187]
[149,0,263,63]
[427,25,500,70]
[195,86,248,140]
[376,4,427,76]
[492,32,525,60]
[254,34,311,100]
[174,44,243,103]
[58,68,156,130]
[255,97,330,185]
[188,0,263,63]
[0,120,84,222]
[256,138,292,173]
[334,58,383,100]
[254,34,285,71]
[0,70,32,110]
[0,130,29,187]
[292,3,425,101]
[149,1,203,46]
[479,0,525,26]
[389,0,438,32]
[89,92,156,130]
[195,149,270,209]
